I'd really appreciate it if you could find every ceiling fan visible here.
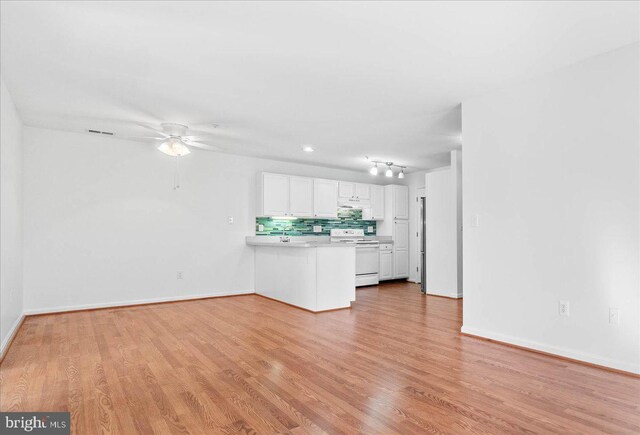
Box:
[130,122,222,156]
[125,122,223,190]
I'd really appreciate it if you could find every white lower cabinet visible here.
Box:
[392,220,409,278]
[379,251,393,280]
[393,249,409,278]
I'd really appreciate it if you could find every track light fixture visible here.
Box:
[385,162,393,177]
[366,158,407,179]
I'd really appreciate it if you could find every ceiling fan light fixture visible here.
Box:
[369,162,378,175]
[158,138,190,156]
[398,168,405,179]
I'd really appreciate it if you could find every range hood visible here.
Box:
[338,197,371,209]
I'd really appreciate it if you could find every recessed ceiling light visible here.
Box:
[302,145,314,153]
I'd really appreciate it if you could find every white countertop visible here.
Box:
[246,238,351,248]
[246,235,393,248]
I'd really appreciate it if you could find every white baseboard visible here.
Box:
[1,313,25,357]
[461,325,640,375]
[24,290,255,316]
[428,290,462,299]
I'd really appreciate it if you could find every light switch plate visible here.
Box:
[228,216,234,224]
[313,225,322,233]
[471,214,480,228]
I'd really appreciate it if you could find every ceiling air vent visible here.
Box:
[87,129,114,135]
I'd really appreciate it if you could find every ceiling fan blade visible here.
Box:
[187,129,243,141]
[184,140,222,152]
[135,122,169,137]
[119,136,165,141]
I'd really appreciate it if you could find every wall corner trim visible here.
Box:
[0,313,26,362]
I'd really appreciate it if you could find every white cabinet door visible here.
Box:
[393,185,409,220]
[394,220,409,250]
[289,176,314,217]
[262,173,289,216]
[380,252,393,280]
[355,183,370,200]
[393,220,409,278]
[314,179,338,218]
[370,185,384,220]
[394,250,409,278]
[338,182,355,199]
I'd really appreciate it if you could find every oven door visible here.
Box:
[356,246,379,276]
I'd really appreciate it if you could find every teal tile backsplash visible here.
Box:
[256,208,376,236]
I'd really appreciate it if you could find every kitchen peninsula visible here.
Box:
[246,237,356,312]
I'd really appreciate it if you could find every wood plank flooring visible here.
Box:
[1,282,639,434]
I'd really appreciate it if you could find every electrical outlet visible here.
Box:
[558,300,570,317]
[228,216,234,224]
[177,271,184,280]
[313,225,322,233]
[258,224,264,232]
[609,307,620,325]
[368,226,374,233]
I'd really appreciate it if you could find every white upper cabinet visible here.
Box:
[370,185,384,220]
[355,183,370,200]
[392,185,409,220]
[338,182,355,199]
[260,173,289,216]
[289,176,314,217]
[338,182,370,200]
[313,179,339,218]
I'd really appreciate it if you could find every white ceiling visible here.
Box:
[1,1,638,172]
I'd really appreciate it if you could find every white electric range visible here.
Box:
[330,229,379,287]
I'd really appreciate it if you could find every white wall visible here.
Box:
[424,150,463,298]
[462,44,639,373]
[1,77,24,351]
[22,127,390,313]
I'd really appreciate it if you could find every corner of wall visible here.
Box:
[0,76,26,354]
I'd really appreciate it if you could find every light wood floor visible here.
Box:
[1,282,639,434]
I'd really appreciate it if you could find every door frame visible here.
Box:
[415,187,426,283]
